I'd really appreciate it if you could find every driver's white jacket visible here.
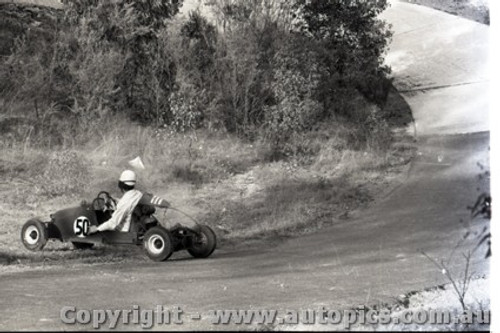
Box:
[96,190,170,232]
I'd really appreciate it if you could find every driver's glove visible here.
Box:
[88,225,99,235]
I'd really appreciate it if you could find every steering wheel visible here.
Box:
[94,191,117,212]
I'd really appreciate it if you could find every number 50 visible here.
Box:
[74,217,90,237]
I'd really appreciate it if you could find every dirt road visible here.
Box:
[0,1,490,330]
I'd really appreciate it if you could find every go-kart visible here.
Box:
[20,191,217,262]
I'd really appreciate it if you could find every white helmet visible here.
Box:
[119,170,137,186]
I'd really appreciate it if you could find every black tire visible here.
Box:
[21,219,48,251]
[143,226,174,262]
[72,242,94,250]
[188,225,217,258]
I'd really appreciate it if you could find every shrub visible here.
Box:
[171,162,204,186]
[363,106,393,151]
[61,5,129,129]
[168,88,205,132]
[1,0,397,157]
[263,97,321,150]
[35,150,90,198]
[261,34,323,152]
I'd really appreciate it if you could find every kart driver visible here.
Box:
[88,170,200,234]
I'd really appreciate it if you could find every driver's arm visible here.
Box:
[89,201,126,234]
[95,214,122,232]
[88,213,122,234]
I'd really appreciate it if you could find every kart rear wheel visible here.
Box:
[143,227,174,262]
[72,242,94,250]
[188,225,217,258]
[21,219,48,251]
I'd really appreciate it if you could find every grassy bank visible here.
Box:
[0,0,415,268]
[0,91,415,267]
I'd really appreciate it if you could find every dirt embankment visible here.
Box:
[0,95,416,271]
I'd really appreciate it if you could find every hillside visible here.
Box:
[0,0,416,265]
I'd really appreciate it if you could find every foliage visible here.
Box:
[1,0,397,158]
[362,106,393,151]
[167,11,217,130]
[60,2,133,128]
[421,180,491,312]
[180,11,218,84]
[1,0,184,128]
[469,192,491,258]
[192,0,317,136]
[1,30,66,119]
[36,150,91,198]
[169,89,204,132]
[293,0,393,108]
[262,36,323,149]
[293,0,391,69]
[63,0,182,124]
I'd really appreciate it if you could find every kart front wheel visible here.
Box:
[188,225,217,258]
[21,219,48,251]
[143,227,174,262]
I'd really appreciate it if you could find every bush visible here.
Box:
[61,5,129,128]
[171,162,204,186]
[362,106,393,151]
[263,98,321,149]
[262,35,323,149]
[1,0,397,157]
[168,88,205,132]
[35,150,90,198]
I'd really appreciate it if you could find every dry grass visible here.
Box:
[0,0,415,269]
[0,110,416,268]
[203,177,370,240]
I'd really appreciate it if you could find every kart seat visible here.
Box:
[130,204,157,233]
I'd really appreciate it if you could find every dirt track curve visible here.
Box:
[0,0,490,330]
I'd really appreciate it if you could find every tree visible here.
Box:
[167,11,218,131]
[204,0,287,135]
[63,0,183,124]
[293,0,393,113]
[263,34,323,148]
[59,2,134,128]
